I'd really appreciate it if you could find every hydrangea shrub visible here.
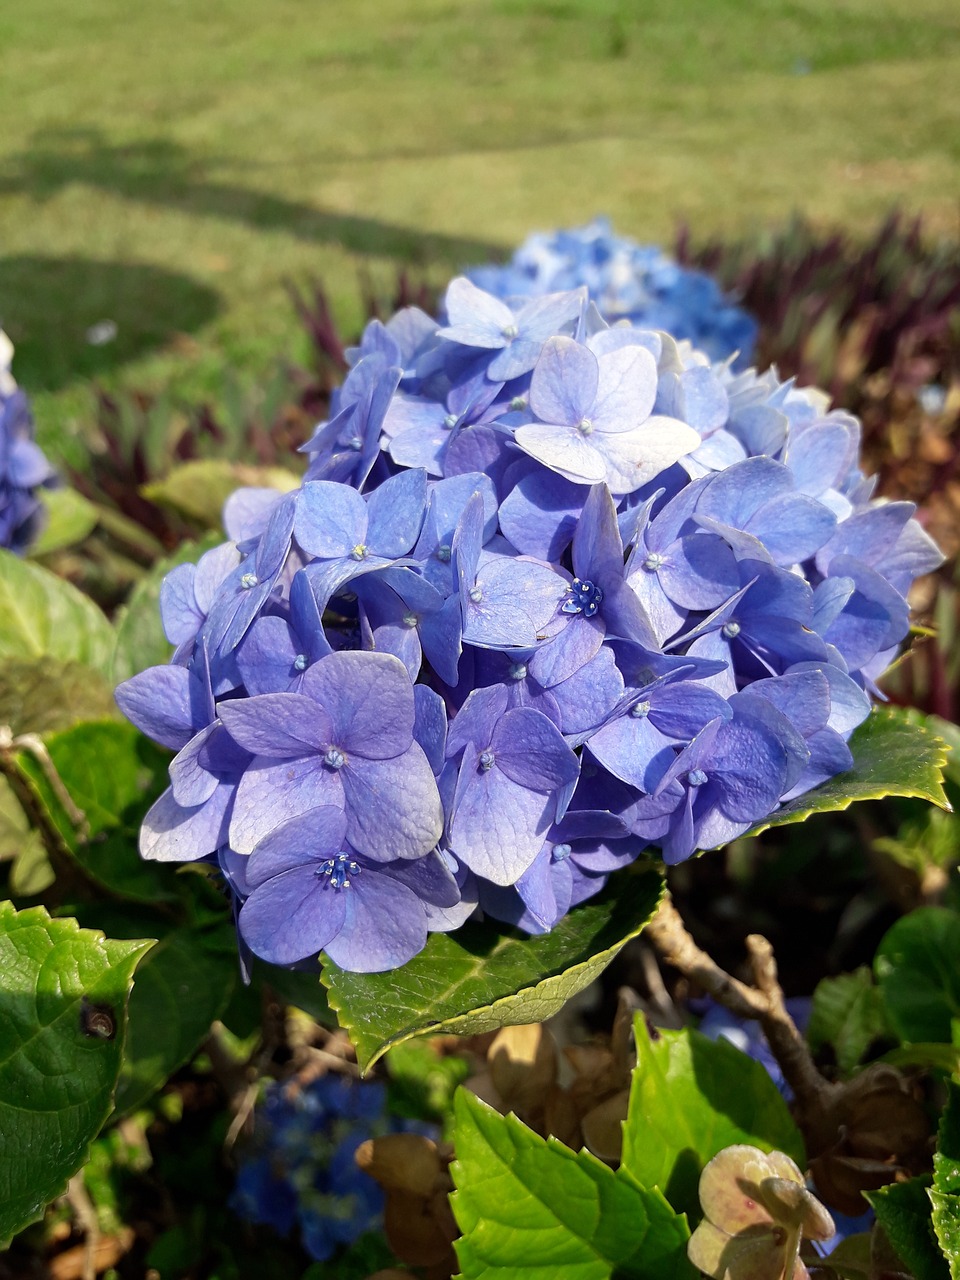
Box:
[116,276,943,975]
[467,218,758,368]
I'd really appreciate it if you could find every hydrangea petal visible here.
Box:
[301,651,416,759]
[230,757,343,855]
[239,866,347,966]
[341,746,443,861]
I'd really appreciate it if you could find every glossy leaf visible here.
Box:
[807,967,891,1076]
[0,903,152,1247]
[111,531,222,683]
[931,1080,960,1276]
[875,907,960,1044]
[868,1176,948,1280]
[0,550,114,674]
[450,1088,695,1279]
[621,1017,805,1221]
[324,865,663,1072]
[745,708,950,841]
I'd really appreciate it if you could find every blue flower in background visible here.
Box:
[230,1074,406,1261]
[467,219,758,369]
[0,330,56,553]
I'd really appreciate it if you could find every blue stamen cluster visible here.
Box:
[0,330,56,553]
[229,1075,392,1261]
[116,273,942,973]
[561,577,604,618]
[467,219,758,369]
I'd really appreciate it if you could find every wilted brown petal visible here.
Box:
[355,1132,442,1197]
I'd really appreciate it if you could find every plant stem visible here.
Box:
[644,892,840,1127]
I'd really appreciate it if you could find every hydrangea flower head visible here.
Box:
[230,1074,412,1261]
[467,219,758,369]
[0,330,57,553]
[117,270,942,973]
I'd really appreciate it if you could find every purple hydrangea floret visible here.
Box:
[116,271,942,973]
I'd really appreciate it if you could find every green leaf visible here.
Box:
[111,532,223,684]
[323,865,663,1072]
[141,460,300,529]
[117,923,236,1113]
[73,904,238,1116]
[29,488,99,558]
[882,1043,960,1074]
[386,1036,472,1127]
[931,1080,960,1275]
[807,967,892,1075]
[0,902,152,1247]
[744,707,950,840]
[450,1088,696,1280]
[875,907,960,1044]
[0,657,116,736]
[0,552,114,675]
[257,962,334,1026]
[15,720,174,902]
[868,1177,949,1280]
[620,1017,805,1221]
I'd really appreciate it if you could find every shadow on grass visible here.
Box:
[0,255,223,391]
[1,128,505,267]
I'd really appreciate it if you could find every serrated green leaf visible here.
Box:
[141,460,300,529]
[807,967,891,1076]
[15,720,174,902]
[451,1088,695,1280]
[0,902,152,1247]
[621,1017,805,1221]
[0,657,116,736]
[931,1080,960,1275]
[0,551,114,675]
[110,532,223,684]
[323,865,663,1072]
[744,708,950,840]
[929,717,960,792]
[868,1177,949,1280]
[875,907,960,1044]
[29,488,99,558]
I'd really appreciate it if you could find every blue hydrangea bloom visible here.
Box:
[230,1074,409,1261]
[117,270,942,973]
[466,219,758,369]
[0,330,56,553]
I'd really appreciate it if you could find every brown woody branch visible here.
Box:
[644,892,840,1126]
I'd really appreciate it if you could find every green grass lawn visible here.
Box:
[1,0,958,455]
